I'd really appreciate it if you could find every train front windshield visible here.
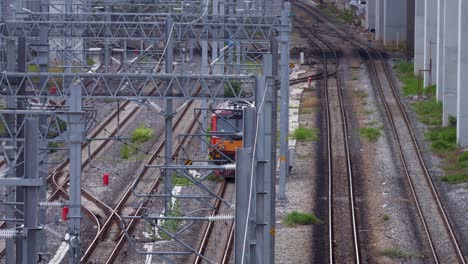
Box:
[216,118,242,133]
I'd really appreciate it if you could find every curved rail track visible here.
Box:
[92,98,201,263]
[295,1,466,263]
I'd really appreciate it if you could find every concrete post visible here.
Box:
[164,18,174,215]
[423,0,437,87]
[366,0,376,31]
[23,118,39,264]
[68,84,83,263]
[457,0,468,146]
[414,0,425,76]
[442,0,458,126]
[279,2,290,201]
[383,0,407,47]
[436,0,445,101]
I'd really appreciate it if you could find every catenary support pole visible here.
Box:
[37,0,50,259]
[254,75,274,263]
[5,37,16,264]
[164,18,174,215]
[23,118,40,263]
[279,1,290,201]
[68,83,83,263]
[16,36,27,264]
[263,53,276,262]
[235,106,256,264]
[234,148,253,264]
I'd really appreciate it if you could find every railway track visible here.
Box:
[294,16,361,263]
[87,98,201,263]
[0,54,162,259]
[192,181,234,264]
[295,1,466,263]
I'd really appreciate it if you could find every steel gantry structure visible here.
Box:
[0,0,289,263]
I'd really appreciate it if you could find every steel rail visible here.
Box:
[296,1,466,263]
[104,99,201,263]
[192,181,228,264]
[293,15,361,263]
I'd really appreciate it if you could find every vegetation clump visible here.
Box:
[291,127,318,141]
[131,125,154,143]
[120,125,154,159]
[413,98,442,126]
[380,248,422,259]
[393,60,420,96]
[158,201,183,240]
[425,126,457,153]
[284,211,321,227]
[358,126,382,142]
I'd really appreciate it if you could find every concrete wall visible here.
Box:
[375,0,384,40]
[366,0,376,31]
[383,0,407,47]
[457,0,468,146]
[414,0,425,75]
[436,0,445,101]
[423,0,437,87]
[406,0,415,56]
[442,0,458,126]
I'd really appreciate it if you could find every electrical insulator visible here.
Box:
[39,201,64,207]
[208,214,235,222]
[0,229,17,239]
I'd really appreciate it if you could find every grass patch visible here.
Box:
[441,174,468,184]
[291,127,318,141]
[158,201,183,240]
[412,98,442,126]
[131,125,154,143]
[86,56,95,66]
[379,248,422,259]
[353,89,368,99]
[425,126,457,153]
[300,107,314,114]
[393,60,420,96]
[358,127,382,142]
[205,174,224,182]
[284,211,321,227]
[120,144,138,159]
[382,214,390,221]
[173,174,194,186]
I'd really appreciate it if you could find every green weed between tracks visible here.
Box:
[291,127,318,141]
[379,248,423,259]
[120,125,154,159]
[284,211,321,227]
[358,126,382,142]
